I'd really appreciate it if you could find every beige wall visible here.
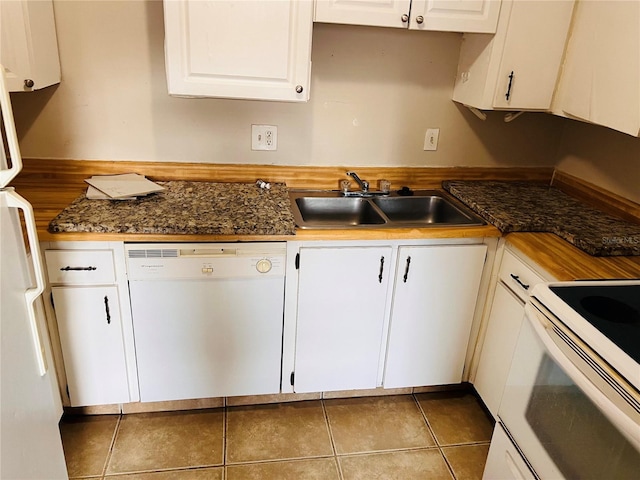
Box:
[11,0,563,167]
[555,120,640,204]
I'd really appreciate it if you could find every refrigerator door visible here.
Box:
[1,189,68,478]
[1,60,67,477]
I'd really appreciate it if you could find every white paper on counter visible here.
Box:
[84,173,164,199]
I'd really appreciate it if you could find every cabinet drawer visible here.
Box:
[45,250,116,285]
[498,249,546,302]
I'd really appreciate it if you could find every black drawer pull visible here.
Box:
[403,256,412,283]
[60,266,97,271]
[378,256,385,283]
[104,296,111,324]
[510,273,529,290]
[505,71,514,101]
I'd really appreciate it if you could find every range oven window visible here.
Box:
[525,354,640,480]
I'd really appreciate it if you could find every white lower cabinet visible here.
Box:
[384,244,487,388]
[51,286,129,407]
[293,246,392,393]
[290,240,489,394]
[473,246,551,417]
[43,242,138,407]
[472,282,524,414]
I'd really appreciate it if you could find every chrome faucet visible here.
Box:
[346,171,369,193]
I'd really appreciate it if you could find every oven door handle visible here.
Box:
[524,302,640,450]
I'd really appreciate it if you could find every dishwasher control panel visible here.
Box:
[125,242,286,281]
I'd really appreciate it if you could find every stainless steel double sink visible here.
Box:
[289,190,485,229]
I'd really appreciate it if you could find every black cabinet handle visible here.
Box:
[378,256,385,283]
[505,71,514,101]
[60,266,97,271]
[510,273,529,290]
[104,296,111,324]
[403,256,412,283]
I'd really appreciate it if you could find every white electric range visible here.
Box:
[484,279,640,479]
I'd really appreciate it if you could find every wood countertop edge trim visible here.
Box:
[37,225,502,243]
[505,232,640,281]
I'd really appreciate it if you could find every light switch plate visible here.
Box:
[252,125,278,151]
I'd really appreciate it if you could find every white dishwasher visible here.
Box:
[125,242,286,402]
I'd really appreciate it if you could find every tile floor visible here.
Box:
[60,391,494,480]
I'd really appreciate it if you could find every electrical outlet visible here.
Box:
[252,125,278,151]
[424,128,440,151]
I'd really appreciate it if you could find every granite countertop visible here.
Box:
[443,181,640,256]
[49,181,296,236]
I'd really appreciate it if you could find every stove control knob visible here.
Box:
[256,259,272,274]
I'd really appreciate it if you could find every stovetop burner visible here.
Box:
[549,284,640,365]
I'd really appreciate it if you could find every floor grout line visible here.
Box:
[320,399,344,480]
[100,414,122,479]
[412,393,459,479]
[412,393,440,447]
[222,405,227,480]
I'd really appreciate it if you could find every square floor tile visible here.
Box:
[442,444,490,480]
[339,449,453,480]
[226,458,340,480]
[416,392,494,445]
[60,414,119,478]
[324,395,435,454]
[106,467,223,479]
[106,409,224,474]
[226,400,333,463]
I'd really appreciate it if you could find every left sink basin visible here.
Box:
[293,196,387,227]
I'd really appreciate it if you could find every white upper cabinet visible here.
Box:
[163,0,313,102]
[410,0,501,33]
[553,0,640,137]
[452,0,574,111]
[314,0,501,33]
[315,0,411,28]
[0,0,60,92]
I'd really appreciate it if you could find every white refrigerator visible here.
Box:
[0,65,68,478]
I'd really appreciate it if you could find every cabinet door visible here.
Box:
[52,286,129,406]
[384,244,486,388]
[0,0,60,91]
[452,0,573,111]
[314,0,411,28]
[163,0,313,102]
[410,0,501,33]
[554,1,640,136]
[294,246,392,393]
[491,0,574,110]
[473,283,524,417]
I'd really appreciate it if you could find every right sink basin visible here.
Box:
[289,190,485,229]
[372,195,482,225]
